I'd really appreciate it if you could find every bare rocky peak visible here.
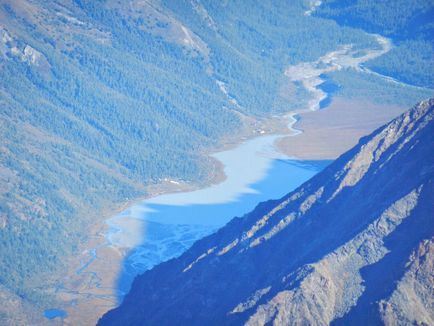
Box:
[99,99,434,325]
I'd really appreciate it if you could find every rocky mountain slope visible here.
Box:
[99,99,434,325]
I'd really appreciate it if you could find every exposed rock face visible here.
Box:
[378,239,434,326]
[99,99,434,325]
[0,26,50,70]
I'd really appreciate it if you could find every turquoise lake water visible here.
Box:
[114,158,330,300]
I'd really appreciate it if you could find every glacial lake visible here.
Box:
[107,134,330,299]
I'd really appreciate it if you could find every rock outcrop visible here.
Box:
[99,99,434,325]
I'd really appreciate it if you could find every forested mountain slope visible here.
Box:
[100,99,434,325]
[316,0,434,87]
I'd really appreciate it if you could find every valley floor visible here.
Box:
[277,97,407,159]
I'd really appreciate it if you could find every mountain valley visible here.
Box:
[0,0,433,324]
